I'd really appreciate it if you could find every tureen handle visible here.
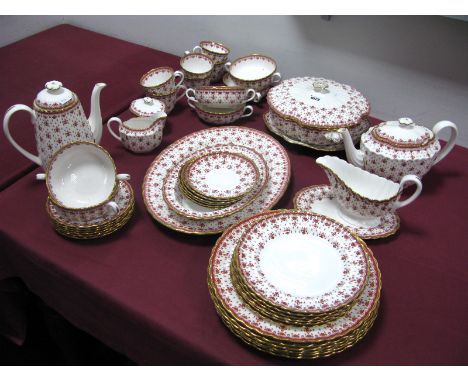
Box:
[394,175,423,210]
[3,104,42,166]
[107,117,123,141]
[432,120,458,165]
[104,201,120,217]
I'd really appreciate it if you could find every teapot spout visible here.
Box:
[88,83,106,144]
[340,128,364,168]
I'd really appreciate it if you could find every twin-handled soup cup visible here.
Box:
[186,86,259,108]
[188,100,253,125]
[36,142,131,218]
[107,113,167,154]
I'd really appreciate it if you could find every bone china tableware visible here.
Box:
[140,66,184,96]
[147,86,187,114]
[208,210,381,359]
[186,86,257,108]
[38,142,130,210]
[3,80,106,169]
[266,77,370,151]
[129,97,166,117]
[211,62,226,83]
[107,113,167,153]
[188,101,253,125]
[180,53,214,80]
[143,126,290,234]
[185,41,230,65]
[163,144,269,220]
[233,211,369,325]
[341,117,459,183]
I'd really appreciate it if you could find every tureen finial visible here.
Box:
[313,80,329,93]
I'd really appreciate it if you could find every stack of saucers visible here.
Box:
[39,141,134,240]
[208,210,381,359]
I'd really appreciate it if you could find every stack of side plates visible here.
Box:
[208,210,381,359]
[46,180,134,240]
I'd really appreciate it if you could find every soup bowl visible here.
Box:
[186,86,257,108]
[188,101,253,125]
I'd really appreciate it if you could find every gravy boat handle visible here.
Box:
[394,175,422,209]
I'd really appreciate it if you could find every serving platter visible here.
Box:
[143,127,290,234]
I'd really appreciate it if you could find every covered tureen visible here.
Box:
[341,117,458,183]
[264,77,370,151]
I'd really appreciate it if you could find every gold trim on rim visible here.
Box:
[228,54,277,83]
[33,94,80,114]
[140,66,175,89]
[200,40,230,56]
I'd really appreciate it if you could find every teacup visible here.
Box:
[37,141,130,210]
[130,97,166,117]
[225,54,281,93]
[188,101,253,125]
[316,156,422,219]
[147,85,186,113]
[185,41,230,65]
[186,86,257,108]
[140,67,184,96]
[180,53,214,80]
[107,113,167,153]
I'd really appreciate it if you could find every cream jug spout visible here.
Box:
[340,128,365,168]
[88,83,107,144]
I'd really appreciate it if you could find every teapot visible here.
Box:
[3,80,106,169]
[340,117,458,183]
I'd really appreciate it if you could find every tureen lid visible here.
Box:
[35,81,76,110]
[371,118,434,148]
[267,77,370,128]
[130,97,166,117]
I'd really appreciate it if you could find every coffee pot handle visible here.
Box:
[432,120,458,165]
[394,175,423,209]
[3,104,42,166]
[107,117,122,141]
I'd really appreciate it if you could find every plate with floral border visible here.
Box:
[143,127,290,234]
[293,185,400,239]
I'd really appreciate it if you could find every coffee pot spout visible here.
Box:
[88,83,107,144]
[340,128,364,168]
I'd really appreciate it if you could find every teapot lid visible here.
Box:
[372,118,434,148]
[130,97,166,117]
[34,81,76,110]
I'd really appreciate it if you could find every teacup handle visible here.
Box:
[271,72,282,85]
[117,174,131,181]
[107,117,123,141]
[394,175,422,210]
[175,84,187,102]
[3,104,42,166]
[432,120,458,165]
[240,105,253,119]
[224,62,232,73]
[174,70,185,87]
[104,201,120,217]
[244,89,256,103]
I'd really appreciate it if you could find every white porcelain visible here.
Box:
[163,144,268,221]
[107,113,167,153]
[186,86,257,108]
[180,53,214,79]
[188,101,253,125]
[41,142,130,210]
[3,81,106,169]
[316,156,422,220]
[185,41,230,65]
[129,97,166,117]
[183,77,211,90]
[294,185,400,239]
[145,85,186,114]
[225,54,279,82]
[223,65,280,98]
[140,66,184,96]
[341,117,459,183]
[143,127,290,234]
[210,62,226,82]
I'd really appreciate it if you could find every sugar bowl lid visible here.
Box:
[34,81,76,110]
[267,77,370,128]
[371,117,435,148]
[130,97,166,117]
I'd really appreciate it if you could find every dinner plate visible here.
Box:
[293,185,400,239]
[208,210,381,343]
[162,144,269,220]
[183,151,259,201]
[235,211,368,314]
[143,127,290,234]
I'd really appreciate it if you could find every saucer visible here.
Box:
[293,185,400,239]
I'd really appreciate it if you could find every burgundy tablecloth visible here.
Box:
[1,84,467,364]
[0,24,180,190]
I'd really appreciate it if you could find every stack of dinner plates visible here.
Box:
[46,180,135,240]
[208,210,381,359]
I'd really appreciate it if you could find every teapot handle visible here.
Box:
[107,117,122,141]
[3,104,42,166]
[432,120,458,165]
[394,175,422,210]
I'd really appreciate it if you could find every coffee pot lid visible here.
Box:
[372,117,434,148]
[35,81,75,110]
